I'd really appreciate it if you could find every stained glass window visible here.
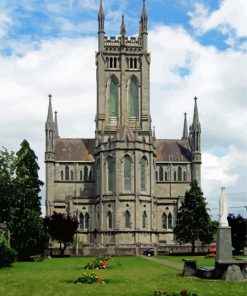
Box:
[159,166,163,181]
[107,211,113,229]
[107,156,114,192]
[85,213,90,229]
[79,213,84,229]
[125,210,131,228]
[162,213,167,229]
[109,75,118,117]
[142,211,147,228]
[141,157,147,191]
[168,213,172,229]
[129,76,139,118]
[124,155,131,191]
[65,165,69,180]
[178,167,182,181]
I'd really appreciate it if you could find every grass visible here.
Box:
[157,255,215,267]
[157,254,247,267]
[0,256,246,296]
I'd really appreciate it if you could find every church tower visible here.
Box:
[94,0,156,245]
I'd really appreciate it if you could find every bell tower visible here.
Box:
[95,0,151,140]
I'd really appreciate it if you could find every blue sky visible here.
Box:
[0,0,246,219]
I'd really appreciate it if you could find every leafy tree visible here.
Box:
[228,213,247,253]
[10,140,47,259]
[174,180,214,253]
[44,212,79,256]
[0,148,16,224]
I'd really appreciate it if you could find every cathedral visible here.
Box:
[45,0,201,246]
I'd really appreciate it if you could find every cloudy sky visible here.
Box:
[0,0,246,219]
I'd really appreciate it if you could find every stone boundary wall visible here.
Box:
[48,244,214,257]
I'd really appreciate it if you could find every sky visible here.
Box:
[0,0,246,219]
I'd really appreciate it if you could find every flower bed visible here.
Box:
[84,255,111,270]
[74,272,105,284]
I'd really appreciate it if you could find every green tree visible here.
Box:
[9,140,47,259]
[44,212,79,256]
[228,213,247,253]
[174,180,214,253]
[0,148,16,224]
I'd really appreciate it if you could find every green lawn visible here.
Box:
[157,255,247,268]
[0,257,246,296]
[157,255,215,267]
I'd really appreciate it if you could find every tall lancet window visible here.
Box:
[129,76,139,118]
[141,156,148,191]
[107,155,114,192]
[109,75,118,117]
[124,155,131,192]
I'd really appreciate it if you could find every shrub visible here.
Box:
[0,245,17,267]
[74,272,105,284]
[84,255,111,270]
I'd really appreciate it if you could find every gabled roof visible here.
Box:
[55,138,95,162]
[155,139,191,162]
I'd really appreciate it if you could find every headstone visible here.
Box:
[225,265,244,281]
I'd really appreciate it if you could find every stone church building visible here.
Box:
[45,1,201,246]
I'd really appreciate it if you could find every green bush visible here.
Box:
[0,245,17,267]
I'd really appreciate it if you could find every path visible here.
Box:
[141,255,183,270]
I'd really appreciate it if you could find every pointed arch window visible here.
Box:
[168,213,173,229]
[107,156,114,192]
[70,170,74,181]
[129,76,139,118]
[80,170,83,181]
[109,75,118,117]
[125,210,131,228]
[162,213,167,229]
[141,156,148,191]
[159,166,164,181]
[142,211,147,228]
[107,211,113,229]
[174,171,177,181]
[124,155,132,192]
[65,165,69,180]
[79,213,84,230]
[85,213,90,230]
[183,171,186,181]
[156,171,158,181]
[165,171,168,181]
[178,167,182,181]
[84,166,88,181]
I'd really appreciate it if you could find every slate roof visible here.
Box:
[155,139,191,162]
[55,138,95,162]
[54,138,191,163]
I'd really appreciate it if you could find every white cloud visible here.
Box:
[188,0,247,46]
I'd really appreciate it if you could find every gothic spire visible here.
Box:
[46,94,53,123]
[54,111,60,138]
[182,112,188,140]
[140,0,148,33]
[98,0,105,32]
[192,96,201,131]
[120,14,126,36]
